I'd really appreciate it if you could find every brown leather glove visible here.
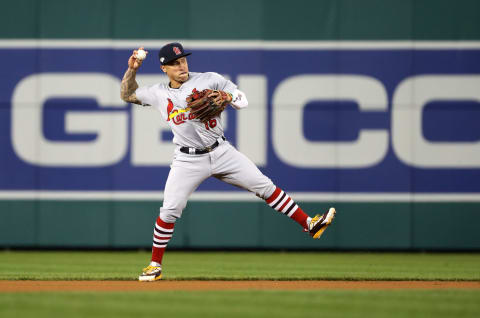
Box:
[186,89,232,123]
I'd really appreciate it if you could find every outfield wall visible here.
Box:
[0,0,479,249]
[1,200,479,250]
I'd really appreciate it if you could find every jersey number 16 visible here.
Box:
[204,119,217,130]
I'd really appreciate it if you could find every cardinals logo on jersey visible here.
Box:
[166,98,174,120]
[166,98,194,125]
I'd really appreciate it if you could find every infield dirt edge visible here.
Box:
[1,280,480,292]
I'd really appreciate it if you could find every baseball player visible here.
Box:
[120,43,336,282]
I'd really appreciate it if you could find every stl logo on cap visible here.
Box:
[173,46,182,55]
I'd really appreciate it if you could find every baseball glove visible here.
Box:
[186,88,232,123]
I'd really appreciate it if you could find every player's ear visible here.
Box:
[160,65,167,73]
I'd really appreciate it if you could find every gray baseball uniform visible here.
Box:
[135,44,329,282]
[136,71,275,222]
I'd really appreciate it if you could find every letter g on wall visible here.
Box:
[11,73,128,167]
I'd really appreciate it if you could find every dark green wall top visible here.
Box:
[1,0,479,40]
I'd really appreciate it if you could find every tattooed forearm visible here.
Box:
[120,68,142,104]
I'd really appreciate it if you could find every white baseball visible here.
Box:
[136,49,147,60]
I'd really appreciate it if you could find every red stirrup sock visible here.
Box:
[151,216,175,264]
[265,187,309,229]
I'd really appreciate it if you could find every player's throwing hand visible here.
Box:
[128,47,148,70]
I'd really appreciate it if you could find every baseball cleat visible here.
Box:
[309,207,336,239]
[138,265,162,282]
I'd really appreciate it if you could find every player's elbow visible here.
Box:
[231,89,248,109]
[239,97,249,109]
[121,93,142,105]
[231,101,248,110]
[120,91,131,102]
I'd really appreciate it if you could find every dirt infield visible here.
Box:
[1,280,479,292]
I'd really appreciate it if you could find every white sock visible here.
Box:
[306,217,312,227]
[150,261,162,267]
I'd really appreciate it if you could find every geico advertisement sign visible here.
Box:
[1,47,479,192]
[11,73,480,168]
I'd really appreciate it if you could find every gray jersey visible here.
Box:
[135,72,237,149]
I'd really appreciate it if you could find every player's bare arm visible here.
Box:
[120,47,148,105]
[120,68,141,104]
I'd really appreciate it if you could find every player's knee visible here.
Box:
[254,182,276,200]
[159,208,181,223]
[160,196,187,222]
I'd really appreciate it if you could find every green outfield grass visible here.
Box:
[1,251,480,318]
[0,251,479,281]
[1,290,480,318]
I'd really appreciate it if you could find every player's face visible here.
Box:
[162,57,189,85]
